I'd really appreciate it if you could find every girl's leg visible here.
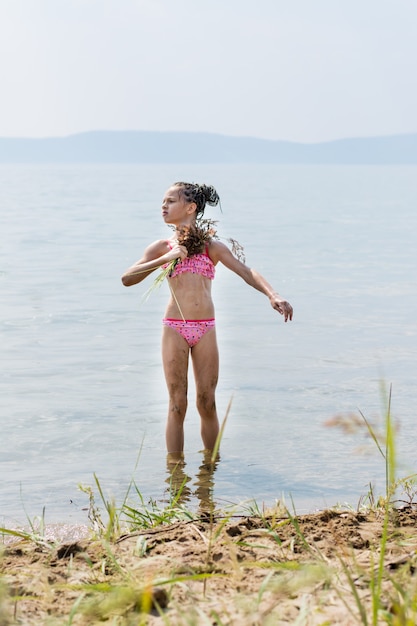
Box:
[162,325,190,453]
[191,329,219,450]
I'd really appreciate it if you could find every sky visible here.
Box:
[1,0,416,143]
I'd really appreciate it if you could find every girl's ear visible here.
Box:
[187,202,197,215]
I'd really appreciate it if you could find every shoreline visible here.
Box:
[2,501,417,625]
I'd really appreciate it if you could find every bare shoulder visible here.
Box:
[208,239,246,271]
[141,238,170,260]
[207,240,234,263]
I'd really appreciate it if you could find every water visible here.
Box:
[1,164,416,527]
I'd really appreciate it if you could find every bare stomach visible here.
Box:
[163,275,215,320]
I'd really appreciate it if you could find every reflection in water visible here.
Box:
[194,450,219,515]
[166,450,219,514]
[165,453,193,505]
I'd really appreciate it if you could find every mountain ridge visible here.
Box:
[1,130,416,164]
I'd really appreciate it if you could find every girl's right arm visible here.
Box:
[121,240,187,287]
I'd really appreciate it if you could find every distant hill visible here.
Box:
[0,130,417,164]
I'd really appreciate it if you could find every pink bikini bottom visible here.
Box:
[162,318,216,348]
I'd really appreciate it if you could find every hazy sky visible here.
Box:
[1,0,416,142]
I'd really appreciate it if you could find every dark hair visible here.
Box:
[173,182,220,218]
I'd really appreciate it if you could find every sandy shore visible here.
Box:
[2,504,417,625]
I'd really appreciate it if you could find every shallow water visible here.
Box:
[1,164,416,526]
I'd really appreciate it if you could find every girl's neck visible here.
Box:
[174,219,196,231]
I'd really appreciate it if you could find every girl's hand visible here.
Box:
[270,295,293,322]
[168,243,188,262]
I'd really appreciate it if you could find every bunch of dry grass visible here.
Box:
[172,219,219,259]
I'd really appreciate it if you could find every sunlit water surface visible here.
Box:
[1,164,416,527]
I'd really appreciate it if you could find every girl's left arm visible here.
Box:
[210,241,293,322]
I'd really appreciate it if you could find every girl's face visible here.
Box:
[161,186,196,226]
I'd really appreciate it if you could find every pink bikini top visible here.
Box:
[165,241,215,280]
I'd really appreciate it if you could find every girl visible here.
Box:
[121,182,293,456]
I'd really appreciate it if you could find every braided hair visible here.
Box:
[173,182,220,218]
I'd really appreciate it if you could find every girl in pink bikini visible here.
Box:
[121,182,293,457]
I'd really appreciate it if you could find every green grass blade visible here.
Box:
[211,395,233,463]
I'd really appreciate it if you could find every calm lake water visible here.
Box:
[1,163,416,526]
